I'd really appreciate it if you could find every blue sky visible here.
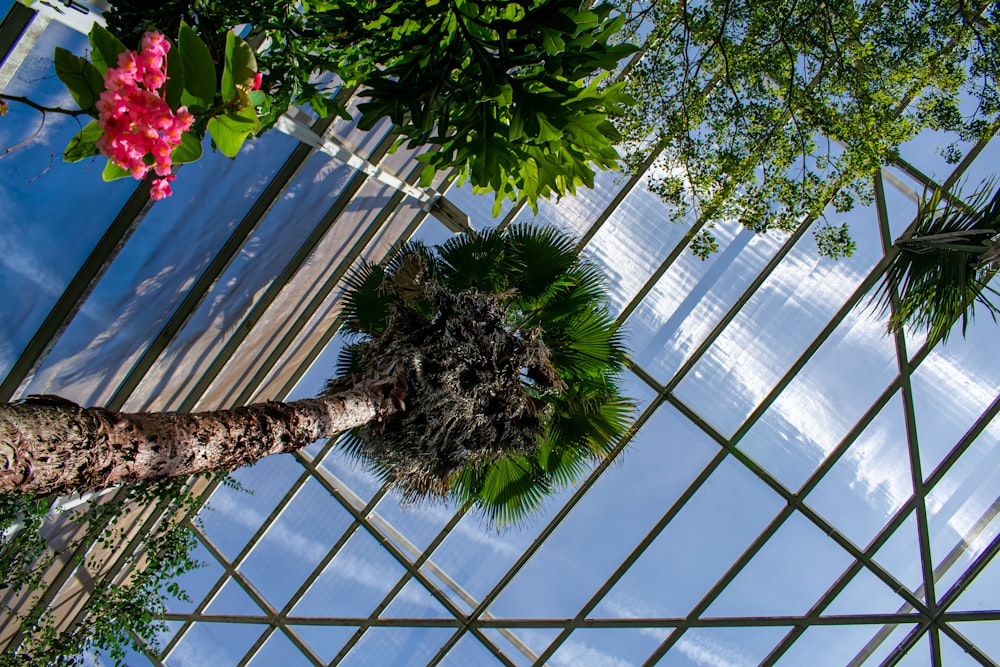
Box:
[3,2,1000,665]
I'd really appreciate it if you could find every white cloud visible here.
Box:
[600,595,754,667]
[551,640,636,667]
[676,633,754,667]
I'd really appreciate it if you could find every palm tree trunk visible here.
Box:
[0,381,402,497]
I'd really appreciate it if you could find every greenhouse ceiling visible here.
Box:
[1,0,999,665]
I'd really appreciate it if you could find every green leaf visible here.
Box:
[102,159,132,181]
[63,120,102,162]
[207,113,253,158]
[170,131,203,164]
[88,25,126,76]
[178,23,216,109]
[221,31,257,102]
[53,47,104,111]
[164,43,185,109]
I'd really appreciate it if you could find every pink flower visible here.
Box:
[95,32,190,201]
[252,72,263,91]
[149,175,176,201]
[141,32,171,58]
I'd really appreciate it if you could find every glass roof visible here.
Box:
[2,2,999,665]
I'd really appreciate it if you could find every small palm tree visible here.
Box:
[0,225,631,526]
[873,179,1000,343]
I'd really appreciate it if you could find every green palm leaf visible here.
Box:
[873,179,1000,343]
[329,225,634,527]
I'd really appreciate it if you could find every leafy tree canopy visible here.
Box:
[614,0,1000,258]
[104,0,638,213]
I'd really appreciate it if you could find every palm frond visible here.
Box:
[437,228,509,293]
[339,261,390,335]
[450,456,550,527]
[872,178,1000,343]
[333,225,633,528]
[501,224,579,299]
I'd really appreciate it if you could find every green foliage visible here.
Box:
[615,0,1000,256]
[333,226,633,526]
[103,0,637,211]
[814,223,857,259]
[0,480,203,665]
[178,22,218,110]
[52,49,104,111]
[323,0,638,213]
[872,179,1000,342]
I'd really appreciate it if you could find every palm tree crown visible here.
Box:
[873,179,1000,342]
[329,225,633,526]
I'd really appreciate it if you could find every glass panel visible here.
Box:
[896,124,976,184]
[895,633,933,666]
[739,305,897,492]
[438,632,501,666]
[204,577,265,616]
[937,631,986,666]
[581,171,698,316]
[824,563,912,616]
[164,538,225,614]
[924,413,1000,597]
[674,197,886,438]
[949,622,1000,662]
[0,20,140,381]
[661,627,788,666]
[627,218,781,384]
[24,130,299,407]
[951,525,1000,613]
[165,622,266,667]
[239,478,356,610]
[128,155,370,412]
[706,512,854,617]
[624,368,659,414]
[246,630,314,666]
[601,458,784,618]
[959,132,1000,189]
[339,627,455,667]
[155,620,186,650]
[775,624,919,666]
[371,490,457,556]
[318,446,384,506]
[422,484,575,605]
[289,625,357,664]
[480,628,543,667]
[197,187,402,410]
[548,628,659,667]
[880,167,921,241]
[806,393,913,549]
[379,578,453,618]
[872,511,924,601]
[291,529,408,618]
[489,403,718,620]
[909,320,1000,476]
[198,453,303,561]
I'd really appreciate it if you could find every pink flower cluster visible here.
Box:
[95,32,194,201]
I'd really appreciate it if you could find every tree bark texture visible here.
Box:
[0,382,401,497]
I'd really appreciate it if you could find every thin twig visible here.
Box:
[0,94,89,117]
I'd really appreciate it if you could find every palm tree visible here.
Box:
[0,225,632,525]
[873,179,1000,343]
